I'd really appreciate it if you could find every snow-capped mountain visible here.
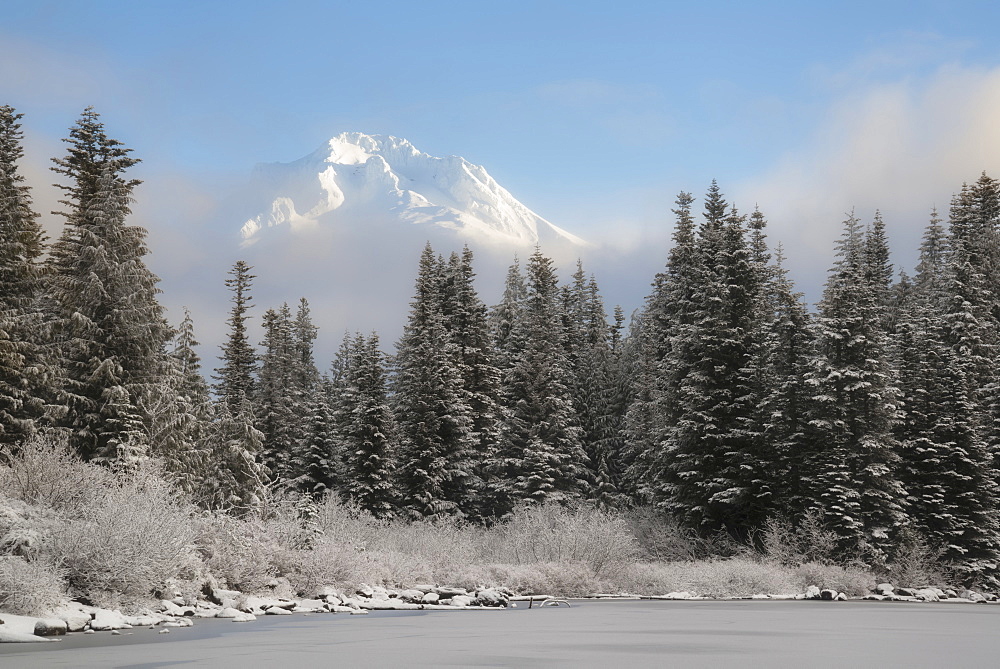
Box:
[240,132,588,248]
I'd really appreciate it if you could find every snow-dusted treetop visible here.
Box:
[240,132,589,248]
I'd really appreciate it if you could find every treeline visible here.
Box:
[3,106,1000,583]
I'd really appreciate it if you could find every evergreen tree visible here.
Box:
[0,105,47,446]
[802,214,906,558]
[340,333,396,517]
[214,261,257,410]
[658,189,765,536]
[894,207,1000,578]
[47,110,170,462]
[200,402,268,516]
[758,246,814,516]
[256,303,298,481]
[442,247,502,519]
[140,308,212,489]
[496,248,587,511]
[623,191,699,502]
[394,244,477,519]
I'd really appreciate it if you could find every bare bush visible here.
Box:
[41,463,196,606]
[483,504,639,574]
[0,555,66,615]
[884,529,948,588]
[759,511,839,566]
[793,562,874,596]
[0,432,110,513]
[617,558,799,597]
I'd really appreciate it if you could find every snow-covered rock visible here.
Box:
[264,607,292,616]
[434,586,470,599]
[875,583,894,595]
[804,586,822,600]
[449,595,474,608]
[474,589,508,607]
[420,593,440,605]
[662,591,695,600]
[914,589,940,602]
[90,609,129,631]
[397,589,426,603]
[820,589,837,601]
[32,618,67,636]
[51,604,92,632]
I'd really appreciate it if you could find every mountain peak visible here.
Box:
[240,133,589,248]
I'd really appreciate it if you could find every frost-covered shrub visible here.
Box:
[616,558,799,597]
[883,529,948,587]
[625,507,743,561]
[42,464,195,606]
[793,562,874,596]
[0,432,110,512]
[448,561,607,596]
[759,511,839,566]
[272,540,381,596]
[0,555,65,615]
[483,504,639,574]
[195,514,279,593]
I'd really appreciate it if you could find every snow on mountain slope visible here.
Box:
[240,132,589,248]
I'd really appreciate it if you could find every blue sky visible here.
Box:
[5,0,1000,354]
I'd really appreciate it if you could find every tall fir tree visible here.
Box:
[802,213,906,558]
[657,187,766,536]
[340,332,396,517]
[394,244,478,519]
[0,105,47,446]
[441,247,502,519]
[214,261,257,410]
[496,248,587,512]
[46,109,170,462]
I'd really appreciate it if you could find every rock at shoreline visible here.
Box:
[420,592,440,604]
[33,619,67,636]
[90,609,129,631]
[804,586,821,600]
[474,589,508,607]
[820,589,837,601]
[434,586,469,599]
[875,583,894,596]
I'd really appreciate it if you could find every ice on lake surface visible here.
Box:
[3,599,999,668]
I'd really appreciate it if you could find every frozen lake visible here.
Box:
[3,599,999,668]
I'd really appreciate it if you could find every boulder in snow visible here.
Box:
[90,609,129,631]
[804,586,822,600]
[33,619,67,636]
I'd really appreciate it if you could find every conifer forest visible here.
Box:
[5,105,1000,590]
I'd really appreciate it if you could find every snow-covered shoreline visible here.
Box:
[4,579,998,646]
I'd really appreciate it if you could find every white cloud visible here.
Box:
[732,62,1000,299]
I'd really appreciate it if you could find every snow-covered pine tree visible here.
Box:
[441,247,501,520]
[139,308,213,490]
[214,261,257,410]
[623,191,700,503]
[200,401,268,517]
[47,110,171,463]
[757,245,814,517]
[300,383,337,501]
[801,213,906,559]
[340,332,396,518]
[496,247,587,511]
[659,185,765,536]
[256,303,299,483]
[894,201,1000,578]
[394,244,477,520]
[0,105,47,446]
